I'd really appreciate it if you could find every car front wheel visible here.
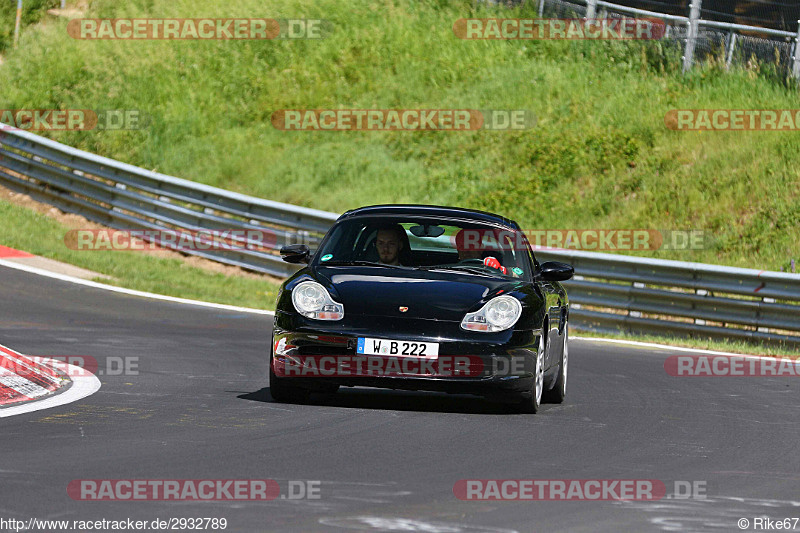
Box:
[517,333,545,413]
[269,358,310,403]
[543,320,568,404]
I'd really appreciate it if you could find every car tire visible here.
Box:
[543,320,568,404]
[269,360,310,403]
[517,332,546,414]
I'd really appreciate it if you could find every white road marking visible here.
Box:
[0,258,274,315]
[616,495,800,532]
[574,336,771,359]
[319,517,518,532]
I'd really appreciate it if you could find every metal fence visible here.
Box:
[1,126,799,346]
[536,249,800,347]
[530,0,800,78]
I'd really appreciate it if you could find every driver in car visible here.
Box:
[376,225,405,266]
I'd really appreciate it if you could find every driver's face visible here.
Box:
[376,230,402,265]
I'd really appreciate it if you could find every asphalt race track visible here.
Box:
[1,264,799,533]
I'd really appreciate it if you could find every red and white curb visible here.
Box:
[0,343,101,418]
[0,343,66,405]
[0,244,33,259]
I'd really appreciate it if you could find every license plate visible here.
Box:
[357,337,439,358]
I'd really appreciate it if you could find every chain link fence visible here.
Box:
[689,0,797,74]
[491,0,800,78]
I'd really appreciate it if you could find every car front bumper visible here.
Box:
[270,316,542,399]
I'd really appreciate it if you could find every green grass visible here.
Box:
[1,0,798,270]
[0,198,280,309]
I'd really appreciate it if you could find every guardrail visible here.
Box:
[535,250,800,347]
[0,126,336,277]
[1,126,798,346]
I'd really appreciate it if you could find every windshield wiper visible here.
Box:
[322,260,404,268]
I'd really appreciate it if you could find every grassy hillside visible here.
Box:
[0,0,798,270]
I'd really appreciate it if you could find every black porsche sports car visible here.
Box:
[269,205,573,413]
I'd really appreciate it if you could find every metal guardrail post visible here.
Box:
[13,0,23,49]
[586,0,597,19]
[725,31,736,69]
[793,20,800,79]
[682,0,702,74]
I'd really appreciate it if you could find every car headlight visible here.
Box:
[291,281,344,320]
[461,295,522,332]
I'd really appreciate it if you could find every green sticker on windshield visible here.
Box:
[512,267,523,276]
[321,254,333,262]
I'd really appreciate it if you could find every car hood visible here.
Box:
[313,265,522,321]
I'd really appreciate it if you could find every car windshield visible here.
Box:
[314,217,532,279]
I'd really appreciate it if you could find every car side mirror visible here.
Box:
[538,261,574,282]
[280,244,310,264]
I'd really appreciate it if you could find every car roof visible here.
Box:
[338,204,521,229]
